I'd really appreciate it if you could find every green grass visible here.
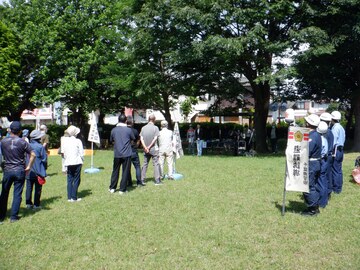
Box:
[1,151,360,269]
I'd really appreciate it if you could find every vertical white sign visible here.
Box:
[285,126,310,192]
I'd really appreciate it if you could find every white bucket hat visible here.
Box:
[65,125,80,137]
[305,114,320,127]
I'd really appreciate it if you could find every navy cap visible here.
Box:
[10,121,22,133]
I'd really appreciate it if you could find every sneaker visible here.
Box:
[10,216,20,223]
[137,181,146,187]
[33,206,42,210]
[155,180,163,185]
[109,189,115,193]
[119,190,128,195]
[301,207,320,216]
[68,198,82,202]
[26,204,33,209]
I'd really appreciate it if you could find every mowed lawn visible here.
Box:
[0,150,359,269]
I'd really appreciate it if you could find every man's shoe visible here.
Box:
[137,181,146,187]
[33,206,42,210]
[301,207,319,216]
[155,180,164,185]
[10,216,20,223]
[69,198,82,202]
[26,204,33,209]
[109,189,115,193]
[119,190,128,195]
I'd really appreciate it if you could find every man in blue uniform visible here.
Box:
[319,112,334,203]
[302,114,322,216]
[317,121,329,208]
[330,111,346,194]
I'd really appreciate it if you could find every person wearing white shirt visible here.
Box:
[158,121,175,180]
[61,125,84,202]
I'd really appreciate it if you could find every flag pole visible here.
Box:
[90,141,94,168]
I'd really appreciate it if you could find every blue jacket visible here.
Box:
[27,139,47,178]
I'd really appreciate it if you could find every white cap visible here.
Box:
[320,112,332,122]
[317,121,328,134]
[40,124,47,130]
[305,114,320,127]
[285,108,295,123]
[331,111,341,121]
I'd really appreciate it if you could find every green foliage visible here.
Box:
[0,21,21,115]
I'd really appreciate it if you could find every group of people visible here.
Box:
[109,114,178,194]
[0,122,84,224]
[186,124,204,156]
[301,110,346,216]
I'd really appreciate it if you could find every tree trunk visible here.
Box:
[252,83,270,153]
[352,94,360,151]
[161,92,173,130]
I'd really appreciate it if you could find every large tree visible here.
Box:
[0,0,127,124]
[295,0,360,151]
[0,21,21,117]
[176,0,306,153]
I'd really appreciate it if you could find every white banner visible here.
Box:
[88,111,100,145]
[173,122,184,159]
[285,126,310,192]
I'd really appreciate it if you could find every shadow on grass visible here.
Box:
[20,195,62,218]
[47,172,58,177]
[78,189,92,199]
[275,200,305,214]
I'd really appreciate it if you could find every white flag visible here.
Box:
[173,122,184,159]
[88,111,100,145]
[285,126,310,193]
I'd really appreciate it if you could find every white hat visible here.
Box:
[317,121,328,134]
[320,112,332,122]
[65,125,80,137]
[305,114,320,127]
[331,111,341,121]
[40,124,47,130]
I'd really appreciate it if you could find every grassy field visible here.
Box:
[0,150,359,269]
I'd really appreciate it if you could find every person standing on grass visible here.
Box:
[25,130,47,210]
[158,120,175,180]
[319,112,334,205]
[301,114,322,216]
[40,124,49,169]
[195,124,204,156]
[186,124,195,155]
[61,125,84,202]
[108,114,135,194]
[330,111,346,194]
[140,114,162,185]
[316,121,329,209]
[0,121,36,223]
[126,116,144,187]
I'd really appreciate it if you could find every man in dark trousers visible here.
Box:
[126,116,144,187]
[301,114,322,216]
[109,114,135,194]
[0,121,36,223]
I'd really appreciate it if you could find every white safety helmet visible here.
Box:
[285,108,295,123]
[320,112,332,122]
[331,111,341,121]
[317,121,328,134]
[304,114,320,127]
